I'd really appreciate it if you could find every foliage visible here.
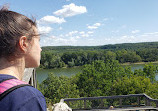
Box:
[116,50,142,63]
[143,63,157,82]
[38,73,80,104]
[40,42,158,69]
[110,75,152,95]
[75,60,127,97]
[38,60,158,106]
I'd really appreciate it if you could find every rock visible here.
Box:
[53,99,72,111]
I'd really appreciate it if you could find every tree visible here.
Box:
[39,73,80,104]
[143,63,157,82]
[104,51,116,61]
[110,75,152,95]
[75,60,128,97]
[134,69,145,76]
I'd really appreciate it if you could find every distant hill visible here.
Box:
[100,42,158,50]
[40,42,158,69]
[42,42,158,52]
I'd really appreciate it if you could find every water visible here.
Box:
[36,63,158,83]
[36,67,82,83]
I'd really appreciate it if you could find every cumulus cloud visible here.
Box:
[40,31,158,46]
[41,35,78,46]
[38,26,52,34]
[65,31,78,37]
[38,15,66,24]
[64,30,93,38]
[103,32,158,45]
[80,33,89,37]
[80,31,93,37]
[79,31,85,34]
[131,30,140,34]
[54,3,87,17]
[69,31,78,35]
[87,31,94,34]
[87,23,101,29]
[143,32,158,35]
[140,32,158,39]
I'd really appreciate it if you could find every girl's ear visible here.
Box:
[18,36,29,53]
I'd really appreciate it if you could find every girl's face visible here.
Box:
[25,27,42,68]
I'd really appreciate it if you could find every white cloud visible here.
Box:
[79,31,85,34]
[54,3,87,17]
[141,32,158,38]
[81,33,89,37]
[76,36,80,39]
[102,32,158,45]
[80,31,93,37]
[131,30,140,34]
[87,26,97,29]
[65,30,94,38]
[144,32,158,35]
[87,31,94,34]
[87,23,101,29]
[38,26,52,34]
[38,15,66,24]
[95,23,101,27]
[59,27,63,30]
[41,35,78,46]
[40,31,158,46]
[67,31,78,36]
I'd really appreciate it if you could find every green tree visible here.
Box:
[134,69,145,76]
[104,51,116,61]
[143,63,157,82]
[39,73,79,104]
[75,60,128,97]
[146,81,158,99]
[111,75,152,95]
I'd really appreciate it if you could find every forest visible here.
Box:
[38,42,158,106]
[40,42,158,69]
[38,60,158,105]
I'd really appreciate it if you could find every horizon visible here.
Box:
[41,41,158,47]
[0,0,158,46]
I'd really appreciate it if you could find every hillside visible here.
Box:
[42,42,158,52]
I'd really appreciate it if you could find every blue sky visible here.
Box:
[0,0,158,46]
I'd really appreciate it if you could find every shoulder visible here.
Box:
[12,85,45,100]
[0,85,47,111]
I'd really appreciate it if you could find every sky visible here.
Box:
[0,0,158,46]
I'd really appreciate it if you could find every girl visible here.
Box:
[0,6,47,111]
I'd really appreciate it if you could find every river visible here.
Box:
[36,63,158,83]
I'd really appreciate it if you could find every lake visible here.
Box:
[36,63,158,83]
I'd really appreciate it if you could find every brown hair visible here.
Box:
[0,6,37,59]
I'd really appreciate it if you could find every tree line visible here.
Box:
[38,60,158,105]
[42,42,158,52]
[40,48,158,69]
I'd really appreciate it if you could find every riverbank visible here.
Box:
[37,62,158,83]
[121,61,158,66]
[39,61,158,70]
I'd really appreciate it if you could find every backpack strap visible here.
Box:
[0,78,31,101]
